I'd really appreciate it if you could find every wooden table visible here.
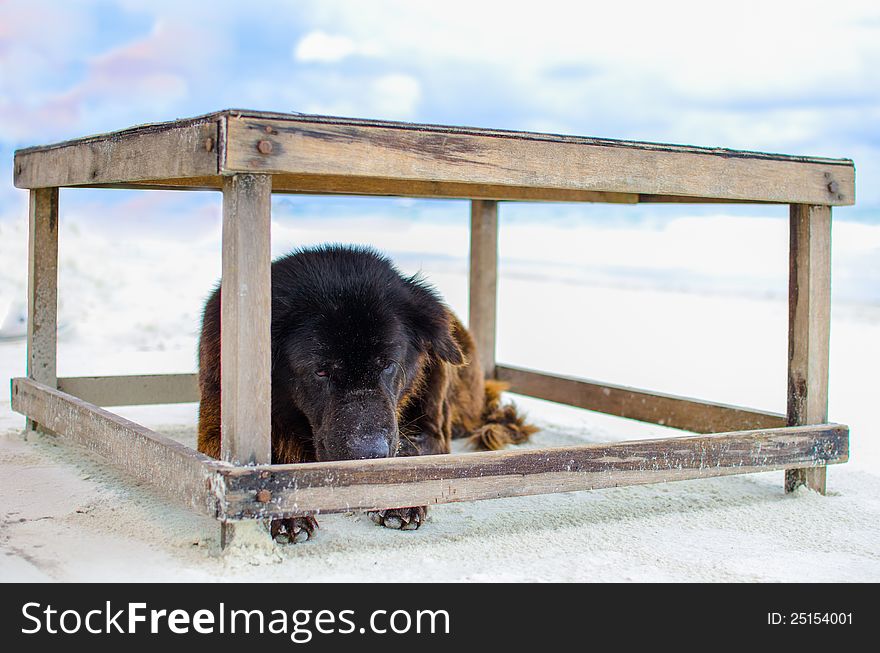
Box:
[11,109,853,547]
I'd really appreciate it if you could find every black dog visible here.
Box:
[198,245,535,542]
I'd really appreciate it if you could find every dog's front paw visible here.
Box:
[369,506,427,530]
[271,516,318,544]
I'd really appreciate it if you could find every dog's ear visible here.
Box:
[428,321,465,365]
[404,277,465,366]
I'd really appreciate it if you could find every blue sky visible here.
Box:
[1,0,878,227]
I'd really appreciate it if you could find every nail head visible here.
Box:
[256,489,272,503]
[257,140,274,154]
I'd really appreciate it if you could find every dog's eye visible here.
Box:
[382,360,396,374]
[315,370,329,379]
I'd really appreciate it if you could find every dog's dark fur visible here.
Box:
[197,245,536,541]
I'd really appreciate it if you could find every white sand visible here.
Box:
[1,213,878,582]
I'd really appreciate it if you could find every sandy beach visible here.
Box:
[1,212,878,582]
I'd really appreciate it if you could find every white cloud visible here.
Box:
[298,0,880,145]
[371,74,421,118]
[303,0,880,93]
[294,31,358,62]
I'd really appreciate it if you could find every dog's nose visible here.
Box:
[350,438,390,460]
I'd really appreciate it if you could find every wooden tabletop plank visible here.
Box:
[14,118,219,189]
[13,109,855,205]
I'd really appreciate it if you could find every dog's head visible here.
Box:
[273,247,464,462]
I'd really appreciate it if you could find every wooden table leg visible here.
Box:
[219,174,273,546]
[469,199,499,379]
[785,204,832,494]
[27,188,59,432]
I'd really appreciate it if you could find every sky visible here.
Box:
[0,0,878,228]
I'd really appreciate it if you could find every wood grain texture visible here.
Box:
[220,174,273,465]
[19,109,848,165]
[27,188,58,388]
[496,365,787,433]
[14,109,854,203]
[58,373,199,406]
[785,205,832,494]
[11,378,219,517]
[220,174,273,546]
[223,113,854,205]
[27,188,59,431]
[217,423,848,520]
[261,176,639,203]
[69,177,803,204]
[469,200,498,378]
[14,120,218,189]
[638,194,779,204]
[78,175,640,203]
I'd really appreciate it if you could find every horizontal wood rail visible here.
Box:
[15,110,854,206]
[11,378,218,517]
[57,373,199,406]
[11,378,848,523]
[78,176,643,204]
[14,119,218,190]
[495,365,787,433]
[218,422,847,520]
[53,369,786,437]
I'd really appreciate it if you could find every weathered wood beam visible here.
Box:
[27,188,59,431]
[496,365,787,433]
[785,205,832,494]
[73,176,640,202]
[638,194,780,204]
[10,378,219,517]
[57,374,199,406]
[73,176,637,202]
[15,110,854,205]
[469,200,499,378]
[223,114,854,205]
[217,423,848,520]
[220,173,273,546]
[14,120,218,189]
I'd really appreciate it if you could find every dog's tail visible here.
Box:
[465,380,539,451]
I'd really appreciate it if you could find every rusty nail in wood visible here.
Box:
[260,470,271,479]
[827,181,839,194]
[257,140,274,154]
[256,489,272,503]
[264,125,273,134]
[204,137,214,152]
